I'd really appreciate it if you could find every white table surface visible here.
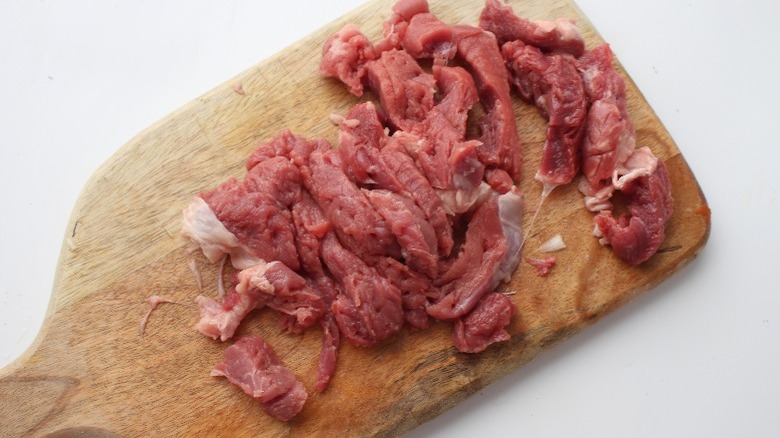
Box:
[2,1,779,436]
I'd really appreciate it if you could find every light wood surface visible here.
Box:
[0,0,710,436]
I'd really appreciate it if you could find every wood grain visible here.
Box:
[0,0,710,436]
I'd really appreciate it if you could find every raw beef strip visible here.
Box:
[427,187,523,320]
[321,233,404,347]
[365,49,436,132]
[414,64,484,199]
[320,24,376,96]
[246,129,318,172]
[201,179,300,271]
[453,292,515,353]
[211,336,307,421]
[594,155,674,265]
[383,140,455,255]
[502,39,587,186]
[336,101,389,185]
[576,44,635,190]
[181,196,260,270]
[365,189,438,278]
[290,192,342,392]
[575,45,674,264]
[301,141,400,258]
[195,260,325,341]
[452,24,523,179]
[291,191,332,277]
[337,102,454,256]
[479,0,585,57]
[373,256,436,331]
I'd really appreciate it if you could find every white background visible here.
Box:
[1,1,779,436]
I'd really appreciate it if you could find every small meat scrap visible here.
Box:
[453,292,516,353]
[526,256,557,277]
[139,295,177,336]
[479,0,585,57]
[320,24,376,96]
[212,336,308,421]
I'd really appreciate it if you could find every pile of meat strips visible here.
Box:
[180,0,673,421]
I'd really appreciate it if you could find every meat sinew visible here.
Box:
[211,336,308,421]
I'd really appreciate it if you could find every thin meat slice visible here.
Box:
[415,64,484,194]
[373,256,436,331]
[195,260,325,341]
[365,189,438,278]
[365,49,436,132]
[502,39,587,186]
[260,262,327,334]
[321,233,404,347]
[290,192,342,392]
[337,102,454,256]
[453,292,516,353]
[479,0,585,57]
[337,101,389,185]
[594,154,674,265]
[382,139,455,255]
[211,336,307,421]
[575,45,674,264]
[302,142,399,258]
[452,25,523,179]
[427,188,523,320]
[320,24,377,96]
[576,44,635,190]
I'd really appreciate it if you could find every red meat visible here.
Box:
[211,336,307,421]
[479,0,585,57]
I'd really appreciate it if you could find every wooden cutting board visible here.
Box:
[0,0,710,436]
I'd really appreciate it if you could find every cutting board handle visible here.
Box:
[0,373,119,436]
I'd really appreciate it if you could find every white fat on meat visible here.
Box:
[578,177,615,212]
[235,260,277,296]
[493,186,524,284]
[613,146,658,190]
[436,181,493,215]
[180,197,260,270]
